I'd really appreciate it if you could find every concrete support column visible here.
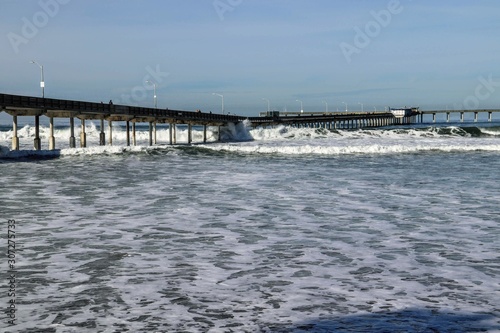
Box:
[173,124,177,144]
[460,112,464,122]
[149,121,153,146]
[34,115,41,150]
[133,122,137,146]
[474,112,478,122]
[432,113,436,123]
[488,112,492,122]
[188,124,192,144]
[49,117,55,150]
[218,126,221,142]
[169,123,173,145]
[154,122,157,144]
[446,113,450,122]
[126,121,130,146]
[69,117,76,148]
[80,119,87,148]
[203,124,207,143]
[99,119,106,146]
[109,121,113,146]
[12,115,19,151]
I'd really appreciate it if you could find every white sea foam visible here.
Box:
[2,123,500,158]
[2,136,499,331]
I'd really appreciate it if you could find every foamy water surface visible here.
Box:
[1,123,499,332]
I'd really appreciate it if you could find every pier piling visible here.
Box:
[99,119,106,146]
[109,121,113,146]
[49,117,55,150]
[169,123,173,145]
[69,117,76,148]
[126,121,130,146]
[80,119,87,148]
[149,122,153,146]
[12,115,19,151]
[34,115,41,150]
[133,122,137,146]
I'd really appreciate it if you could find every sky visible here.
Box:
[1,0,500,116]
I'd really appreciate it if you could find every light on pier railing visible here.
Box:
[342,102,348,112]
[296,99,303,113]
[262,98,270,112]
[145,80,157,108]
[30,60,44,98]
[213,93,224,115]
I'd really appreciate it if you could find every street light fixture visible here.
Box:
[342,102,348,112]
[30,60,44,98]
[146,80,157,108]
[296,99,303,113]
[323,100,328,113]
[358,102,364,112]
[262,98,270,112]
[213,93,224,114]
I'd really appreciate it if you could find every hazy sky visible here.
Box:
[1,0,500,115]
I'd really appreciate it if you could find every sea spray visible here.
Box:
[219,120,253,142]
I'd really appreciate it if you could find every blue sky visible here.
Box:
[1,0,500,116]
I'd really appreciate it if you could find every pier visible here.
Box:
[2,92,500,151]
[1,93,246,151]
[419,109,500,123]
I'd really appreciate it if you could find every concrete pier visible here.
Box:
[34,115,41,150]
[126,121,130,146]
[133,122,137,146]
[169,123,173,145]
[154,122,157,144]
[69,117,76,148]
[99,119,106,146]
[149,122,153,146]
[109,121,113,146]
[419,109,500,123]
[3,92,500,152]
[49,117,55,150]
[12,115,19,151]
[80,119,87,148]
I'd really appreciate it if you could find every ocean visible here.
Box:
[1,119,499,332]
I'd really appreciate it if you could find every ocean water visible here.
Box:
[1,120,499,332]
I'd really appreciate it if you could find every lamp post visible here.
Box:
[342,102,348,112]
[146,80,157,108]
[323,100,328,113]
[30,60,44,98]
[358,102,364,112]
[262,98,270,112]
[213,93,224,114]
[296,99,303,113]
